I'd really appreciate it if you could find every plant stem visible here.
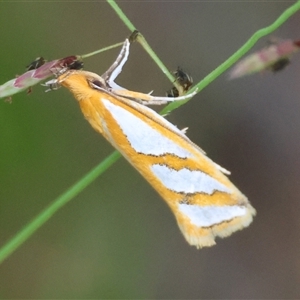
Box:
[161,1,300,114]
[81,42,123,59]
[106,0,177,86]
[0,151,121,264]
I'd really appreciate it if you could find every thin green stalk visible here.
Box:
[1,1,300,264]
[106,0,177,86]
[106,0,136,32]
[134,33,177,85]
[161,1,300,114]
[81,42,123,59]
[0,151,121,264]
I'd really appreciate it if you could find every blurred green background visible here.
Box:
[1,2,300,298]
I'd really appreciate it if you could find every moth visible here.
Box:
[46,38,255,248]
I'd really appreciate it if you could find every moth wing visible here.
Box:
[59,71,256,248]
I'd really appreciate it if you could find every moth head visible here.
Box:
[53,71,107,101]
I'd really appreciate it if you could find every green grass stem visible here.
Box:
[0,151,120,264]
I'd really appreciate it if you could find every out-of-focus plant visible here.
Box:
[229,39,300,79]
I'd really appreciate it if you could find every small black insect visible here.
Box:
[269,57,290,72]
[26,57,46,71]
[166,67,193,97]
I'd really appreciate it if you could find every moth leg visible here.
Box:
[112,89,197,105]
[101,39,130,91]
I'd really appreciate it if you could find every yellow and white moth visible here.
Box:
[46,38,256,248]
